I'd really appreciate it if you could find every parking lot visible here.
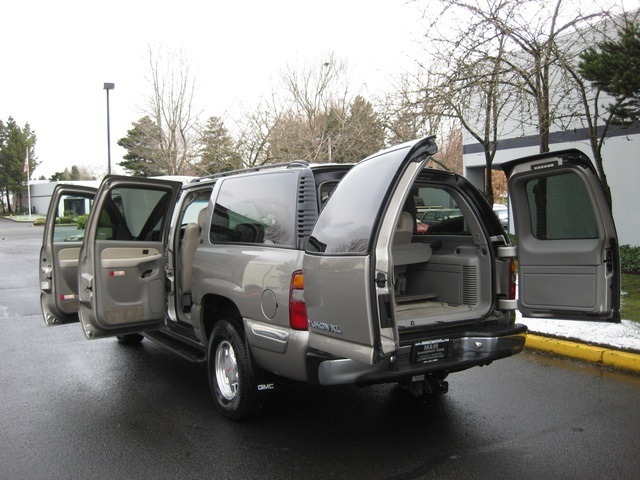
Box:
[2,219,640,479]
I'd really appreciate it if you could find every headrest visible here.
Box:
[197,208,208,228]
[397,211,413,232]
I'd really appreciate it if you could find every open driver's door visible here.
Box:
[77,176,181,339]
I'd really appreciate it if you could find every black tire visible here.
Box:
[116,333,144,345]
[208,319,268,420]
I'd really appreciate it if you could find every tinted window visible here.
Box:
[210,172,296,246]
[319,181,339,209]
[52,193,95,243]
[98,187,172,241]
[307,145,409,254]
[415,187,467,235]
[181,190,211,225]
[525,172,598,240]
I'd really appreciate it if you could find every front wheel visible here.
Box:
[208,319,269,420]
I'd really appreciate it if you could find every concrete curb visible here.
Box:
[525,334,640,374]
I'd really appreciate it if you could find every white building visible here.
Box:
[463,125,639,246]
[24,180,99,216]
[462,14,639,247]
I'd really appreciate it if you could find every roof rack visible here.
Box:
[190,160,310,183]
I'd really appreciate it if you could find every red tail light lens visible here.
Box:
[289,271,308,330]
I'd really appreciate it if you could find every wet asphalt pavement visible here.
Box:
[2,218,640,479]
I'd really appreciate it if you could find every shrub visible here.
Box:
[76,214,89,230]
[33,217,46,226]
[620,245,640,274]
[58,216,75,224]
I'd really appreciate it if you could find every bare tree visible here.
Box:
[430,0,614,153]
[271,53,356,162]
[555,11,636,209]
[408,2,523,202]
[432,126,464,173]
[145,46,200,175]
[236,53,384,165]
[377,72,446,146]
[234,95,284,167]
[418,0,629,208]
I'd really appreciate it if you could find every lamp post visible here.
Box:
[103,83,115,175]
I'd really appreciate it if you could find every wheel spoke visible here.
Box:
[216,340,239,401]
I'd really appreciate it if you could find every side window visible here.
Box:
[177,189,212,240]
[210,172,296,246]
[525,172,598,240]
[52,193,95,243]
[98,187,172,241]
[415,187,467,236]
[181,190,211,225]
[319,181,339,210]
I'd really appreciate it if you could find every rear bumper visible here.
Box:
[308,323,527,386]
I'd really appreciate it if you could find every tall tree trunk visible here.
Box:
[5,189,12,213]
[484,152,495,204]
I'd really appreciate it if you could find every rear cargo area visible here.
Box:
[392,183,494,329]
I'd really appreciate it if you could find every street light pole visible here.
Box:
[103,83,115,175]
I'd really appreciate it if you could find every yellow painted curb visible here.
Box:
[525,334,640,374]
[602,350,640,373]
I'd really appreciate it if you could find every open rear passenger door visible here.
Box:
[77,176,182,339]
[503,149,620,322]
[39,185,97,325]
[303,137,437,364]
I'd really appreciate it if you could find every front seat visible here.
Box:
[180,208,207,302]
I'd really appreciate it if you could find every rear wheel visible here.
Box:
[208,319,269,420]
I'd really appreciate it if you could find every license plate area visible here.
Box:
[412,338,450,364]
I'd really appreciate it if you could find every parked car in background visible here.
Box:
[419,208,462,226]
[493,204,509,231]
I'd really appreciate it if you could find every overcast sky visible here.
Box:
[4,1,638,180]
[1,0,426,179]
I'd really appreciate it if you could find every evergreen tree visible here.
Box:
[49,169,71,181]
[197,116,242,174]
[49,165,94,182]
[70,165,81,180]
[580,19,640,126]
[339,96,385,163]
[0,117,37,213]
[117,116,165,177]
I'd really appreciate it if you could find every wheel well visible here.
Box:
[201,294,242,342]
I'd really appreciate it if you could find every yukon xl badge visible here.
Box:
[309,320,342,334]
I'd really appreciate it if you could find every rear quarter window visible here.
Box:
[415,187,468,236]
[210,172,297,246]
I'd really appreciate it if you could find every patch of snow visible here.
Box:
[517,313,640,353]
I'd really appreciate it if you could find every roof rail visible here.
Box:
[190,160,310,183]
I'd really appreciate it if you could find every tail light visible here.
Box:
[289,271,308,330]
[508,258,517,300]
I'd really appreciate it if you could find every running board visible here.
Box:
[144,330,207,363]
